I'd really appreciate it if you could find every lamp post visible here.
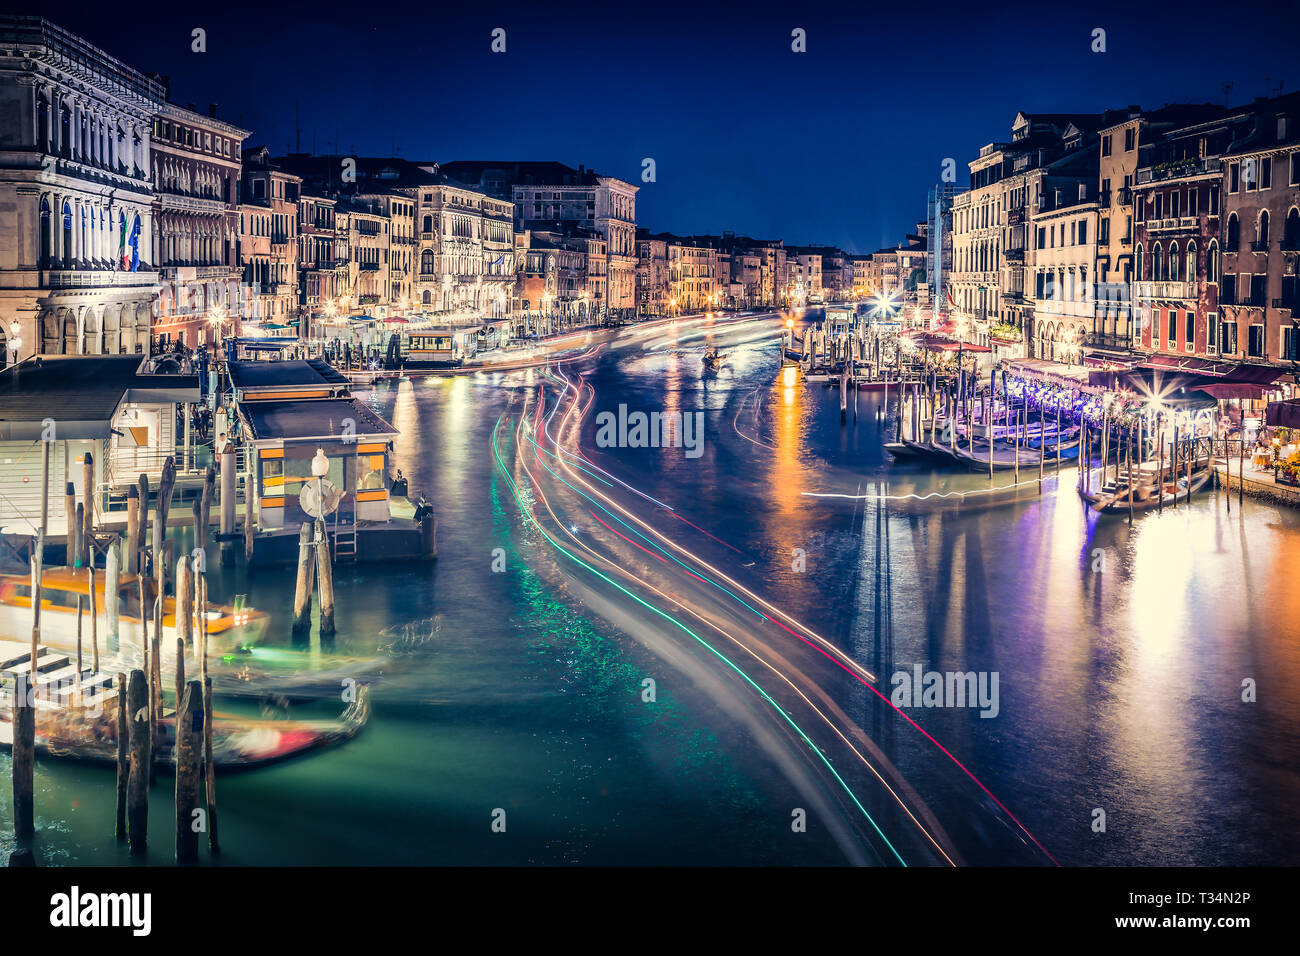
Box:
[311,447,329,525]
[6,321,21,370]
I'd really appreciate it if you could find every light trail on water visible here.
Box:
[492,326,1058,866]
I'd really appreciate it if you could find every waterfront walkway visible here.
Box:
[1214,453,1300,508]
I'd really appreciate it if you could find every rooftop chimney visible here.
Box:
[209,102,218,118]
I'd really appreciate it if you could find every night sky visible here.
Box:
[35,0,1300,252]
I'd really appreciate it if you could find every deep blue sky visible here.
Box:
[37,0,1300,253]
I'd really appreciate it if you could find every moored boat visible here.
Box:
[1080,462,1212,514]
[0,568,266,661]
[0,676,371,772]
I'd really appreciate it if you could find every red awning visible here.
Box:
[1134,358,1289,399]
[1267,398,1300,428]
[907,333,991,352]
[1196,365,1289,399]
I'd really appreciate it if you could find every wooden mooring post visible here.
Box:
[127,667,150,854]
[126,485,140,575]
[115,672,128,841]
[12,543,44,839]
[64,482,76,565]
[175,679,203,865]
[106,540,120,653]
[293,522,317,638]
[197,571,218,854]
[82,451,94,557]
[314,518,336,638]
[220,447,236,567]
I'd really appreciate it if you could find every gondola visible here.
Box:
[1080,463,1212,514]
[0,675,370,772]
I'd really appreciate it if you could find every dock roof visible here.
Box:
[229,359,351,390]
[0,355,199,441]
[240,398,397,443]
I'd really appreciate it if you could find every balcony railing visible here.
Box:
[1135,157,1221,184]
[1084,331,1132,350]
[1145,216,1197,233]
[1134,280,1196,300]
[42,268,158,288]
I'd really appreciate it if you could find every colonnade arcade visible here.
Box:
[36,302,150,355]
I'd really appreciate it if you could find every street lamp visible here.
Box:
[6,321,21,368]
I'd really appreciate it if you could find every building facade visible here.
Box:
[0,16,161,362]
[1219,95,1300,367]
[149,100,247,349]
[240,147,300,326]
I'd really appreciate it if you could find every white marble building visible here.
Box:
[0,16,162,363]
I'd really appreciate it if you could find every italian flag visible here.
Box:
[119,215,130,271]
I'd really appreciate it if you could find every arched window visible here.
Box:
[1152,243,1163,282]
[421,249,434,275]
[1136,243,1144,282]
[1186,240,1197,283]
[37,94,50,150]
[422,214,433,233]
[1258,210,1270,249]
[39,196,51,264]
[59,104,71,158]
[1169,242,1180,282]
[61,201,72,264]
[1207,241,1219,282]
[1226,213,1240,249]
[1286,208,1300,250]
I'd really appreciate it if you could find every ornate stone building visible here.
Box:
[150,100,247,348]
[409,172,515,322]
[296,192,342,336]
[240,146,300,326]
[438,161,636,322]
[635,234,669,317]
[1219,93,1300,367]
[0,16,161,362]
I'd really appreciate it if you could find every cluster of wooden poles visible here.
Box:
[1077,411,1224,523]
[293,519,336,639]
[900,366,1063,490]
[10,449,224,865]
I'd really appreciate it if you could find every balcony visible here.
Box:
[1084,331,1133,351]
[1145,216,1197,233]
[1117,186,1133,205]
[1004,248,1025,262]
[1135,157,1221,185]
[1134,280,1196,300]
[1250,240,1269,252]
[42,268,158,289]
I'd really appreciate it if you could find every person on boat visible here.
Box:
[390,469,409,498]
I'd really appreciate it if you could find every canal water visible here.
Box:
[3,313,1298,866]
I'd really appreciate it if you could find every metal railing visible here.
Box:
[1135,157,1221,184]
